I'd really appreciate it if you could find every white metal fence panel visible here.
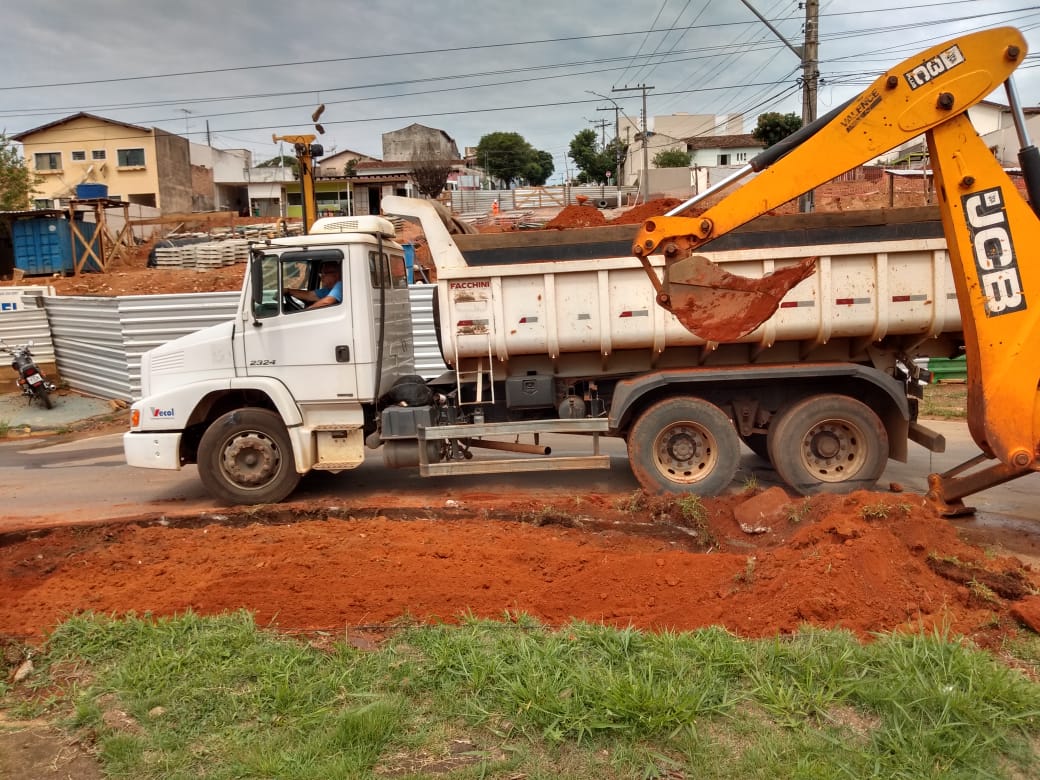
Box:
[449,186,637,215]
[0,304,55,363]
[408,284,448,379]
[43,292,239,401]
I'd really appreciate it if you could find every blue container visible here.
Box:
[75,183,108,199]
[13,218,73,275]
[12,217,102,275]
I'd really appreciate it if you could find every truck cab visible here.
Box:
[124,215,413,503]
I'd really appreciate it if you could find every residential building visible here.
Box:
[684,134,763,167]
[189,143,252,214]
[382,123,460,161]
[618,113,758,187]
[13,112,192,213]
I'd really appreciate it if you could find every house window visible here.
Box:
[717,153,731,165]
[117,148,146,167]
[92,150,107,160]
[71,150,86,162]
[34,152,62,171]
[33,198,54,210]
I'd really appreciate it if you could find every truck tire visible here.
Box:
[628,397,741,495]
[766,394,888,495]
[197,409,301,505]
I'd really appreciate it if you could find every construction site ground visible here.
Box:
[2,182,1039,777]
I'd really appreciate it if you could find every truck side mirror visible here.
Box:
[250,253,264,326]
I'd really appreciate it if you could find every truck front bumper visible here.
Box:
[124,431,182,470]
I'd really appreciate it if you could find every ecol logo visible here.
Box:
[962,188,1026,317]
[151,407,175,418]
[903,44,966,90]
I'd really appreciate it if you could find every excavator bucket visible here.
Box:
[660,254,817,342]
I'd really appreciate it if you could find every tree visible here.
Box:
[522,150,555,186]
[653,148,692,168]
[752,112,802,148]
[0,134,38,210]
[568,129,618,184]
[475,132,552,187]
[257,154,299,175]
[410,140,453,198]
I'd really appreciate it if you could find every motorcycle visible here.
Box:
[0,340,57,409]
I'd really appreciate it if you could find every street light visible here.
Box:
[587,91,624,206]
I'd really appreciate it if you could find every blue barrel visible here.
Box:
[75,183,108,199]
[402,243,415,285]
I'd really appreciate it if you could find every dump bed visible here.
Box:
[383,197,961,377]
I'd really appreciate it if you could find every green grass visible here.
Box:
[13,612,1040,779]
[920,382,968,420]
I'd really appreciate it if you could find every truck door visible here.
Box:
[243,248,359,404]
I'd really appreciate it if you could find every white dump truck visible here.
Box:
[124,27,1040,513]
[123,195,955,505]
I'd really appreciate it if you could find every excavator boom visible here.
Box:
[635,27,1026,340]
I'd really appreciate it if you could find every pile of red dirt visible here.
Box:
[608,198,686,224]
[545,204,609,229]
[2,489,1037,646]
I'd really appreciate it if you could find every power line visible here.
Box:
[0,0,1022,93]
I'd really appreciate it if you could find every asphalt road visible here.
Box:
[2,419,1038,534]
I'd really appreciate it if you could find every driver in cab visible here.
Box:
[286,262,342,309]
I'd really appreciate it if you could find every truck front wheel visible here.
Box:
[198,409,301,505]
[628,397,741,495]
[766,394,887,495]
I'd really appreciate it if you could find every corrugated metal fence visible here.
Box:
[450,186,638,215]
[39,287,446,402]
[408,284,448,379]
[43,292,239,401]
[0,304,55,364]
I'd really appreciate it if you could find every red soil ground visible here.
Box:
[2,489,1037,648]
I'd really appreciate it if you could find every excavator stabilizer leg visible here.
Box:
[661,255,817,341]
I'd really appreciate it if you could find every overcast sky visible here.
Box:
[3,1,1039,183]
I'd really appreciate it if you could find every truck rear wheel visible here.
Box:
[628,397,740,495]
[766,394,887,495]
[198,409,301,505]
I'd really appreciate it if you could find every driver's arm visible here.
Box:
[308,282,342,309]
[286,287,318,303]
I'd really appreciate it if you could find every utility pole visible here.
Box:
[597,105,622,196]
[740,0,818,211]
[588,118,610,149]
[589,90,625,201]
[614,84,654,203]
[800,0,819,212]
